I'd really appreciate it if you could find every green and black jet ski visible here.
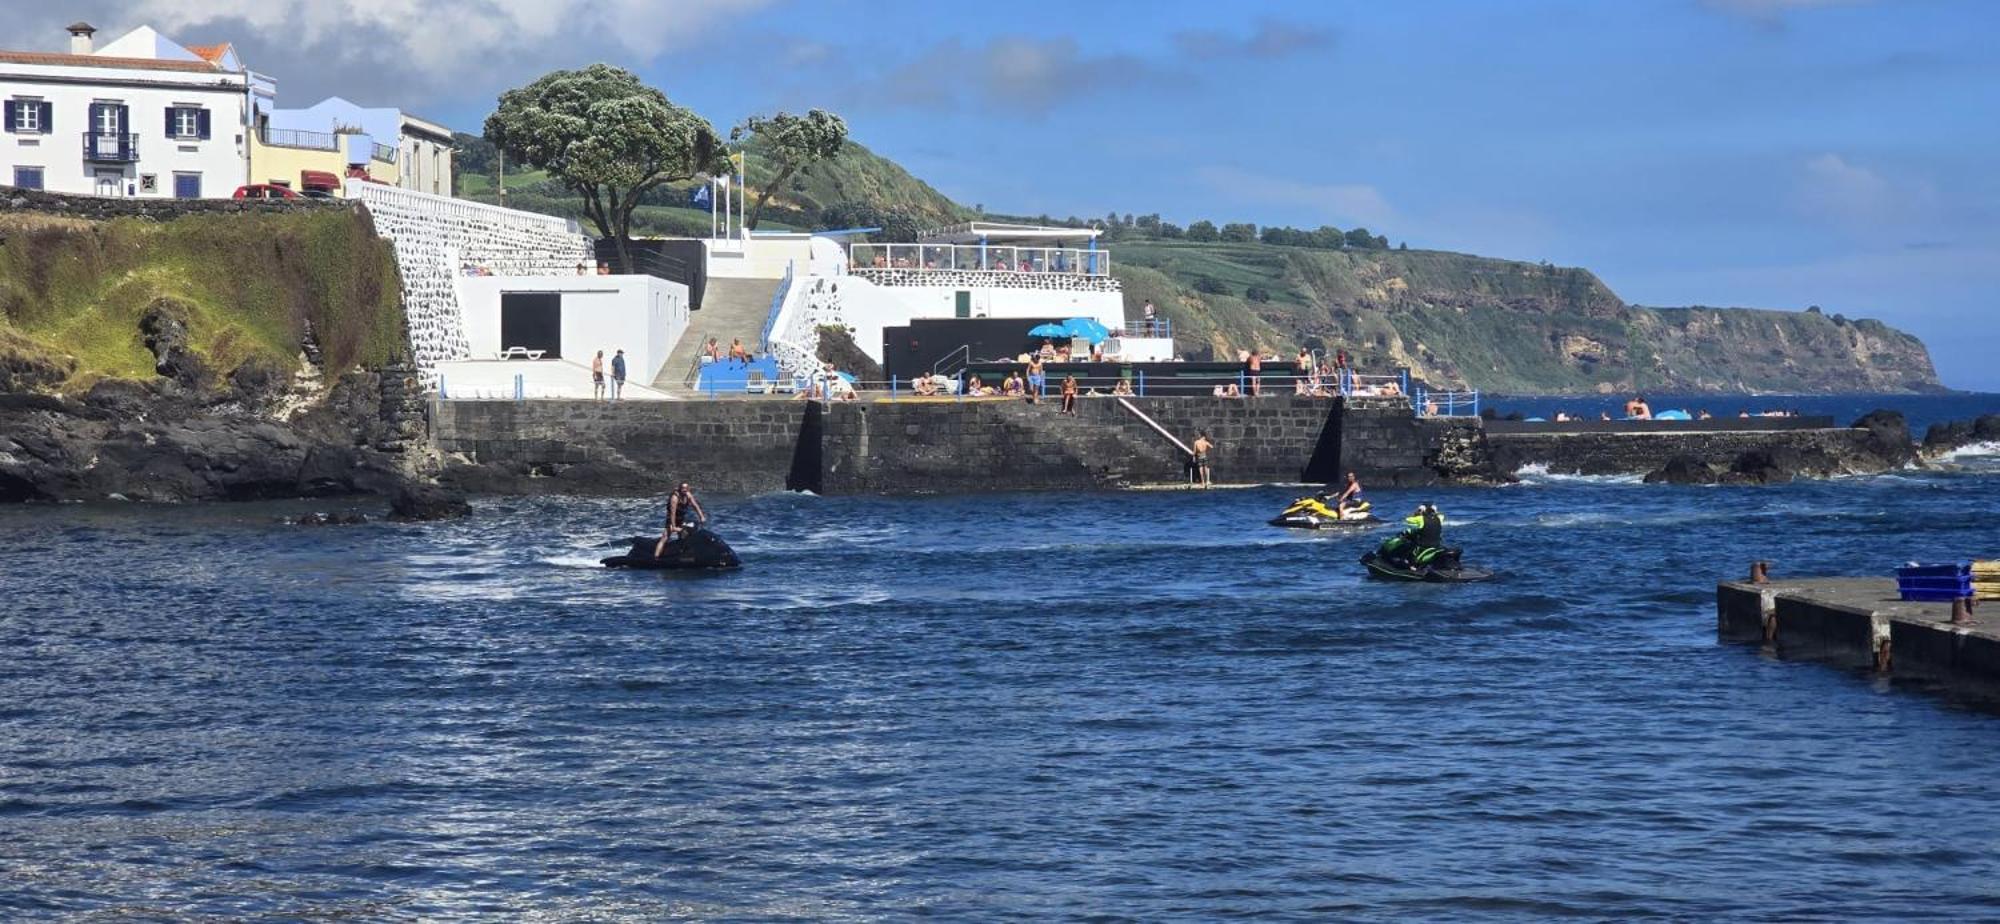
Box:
[602,527,742,570]
[1359,549,1494,583]
[1269,495,1382,529]
[1360,503,1492,582]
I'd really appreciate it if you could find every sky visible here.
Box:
[18,0,1999,389]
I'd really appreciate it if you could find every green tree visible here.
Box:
[733,109,848,231]
[1186,220,1220,242]
[1158,222,1185,239]
[485,64,728,272]
[1344,227,1382,249]
[1220,222,1258,242]
[1246,285,1272,303]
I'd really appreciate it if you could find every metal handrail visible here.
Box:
[1116,398,1194,455]
[258,127,339,151]
[82,132,138,162]
[849,243,1111,276]
[931,344,971,377]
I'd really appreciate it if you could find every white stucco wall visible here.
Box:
[457,275,690,386]
[706,234,814,279]
[0,62,250,196]
[834,280,1124,365]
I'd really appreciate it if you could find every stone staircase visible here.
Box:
[656,277,782,392]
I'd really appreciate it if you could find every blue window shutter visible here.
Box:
[197,109,210,140]
[3,101,15,134]
[116,104,127,134]
[38,101,50,132]
[166,107,177,138]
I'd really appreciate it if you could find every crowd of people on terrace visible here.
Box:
[1535,395,1807,422]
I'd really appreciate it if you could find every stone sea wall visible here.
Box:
[0,185,340,220]
[1488,428,1891,477]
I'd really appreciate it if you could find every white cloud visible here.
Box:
[1794,153,1936,231]
[1194,166,1397,229]
[29,1,768,110]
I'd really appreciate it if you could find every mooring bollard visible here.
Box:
[1750,560,1771,584]
[1953,596,1977,626]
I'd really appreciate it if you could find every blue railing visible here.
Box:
[1415,387,1480,418]
[759,260,794,352]
[83,132,138,162]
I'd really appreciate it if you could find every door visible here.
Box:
[94,170,122,197]
[499,292,562,358]
[91,103,126,157]
[173,173,201,199]
[954,290,971,319]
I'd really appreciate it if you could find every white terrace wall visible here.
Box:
[346,180,595,383]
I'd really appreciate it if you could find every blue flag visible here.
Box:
[689,185,712,207]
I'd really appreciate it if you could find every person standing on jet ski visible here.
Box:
[653,482,708,558]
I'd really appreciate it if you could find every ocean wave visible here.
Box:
[1512,463,1646,485]
[1938,441,2000,460]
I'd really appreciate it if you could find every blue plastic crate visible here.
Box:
[1898,562,1971,579]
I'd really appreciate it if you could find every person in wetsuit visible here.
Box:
[653,482,708,558]
[1377,503,1448,569]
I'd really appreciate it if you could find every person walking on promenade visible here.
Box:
[1026,355,1046,404]
[611,349,628,400]
[1191,431,1214,489]
[652,481,708,557]
[1142,300,1157,336]
[591,350,606,400]
[1060,374,1079,416]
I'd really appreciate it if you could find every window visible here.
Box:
[13,167,43,190]
[166,106,210,141]
[172,172,201,199]
[94,103,121,136]
[4,99,51,135]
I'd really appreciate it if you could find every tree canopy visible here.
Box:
[733,109,848,230]
[484,64,727,269]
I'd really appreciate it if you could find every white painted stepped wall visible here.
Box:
[347,181,596,385]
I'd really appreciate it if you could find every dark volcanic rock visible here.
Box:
[1644,454,1718,485]
[1923,414,2000,454]
[389,484,471,521]
[139,297,211,389]
[288,511,371,526]
[1850,410,1915,467]
[0,346,74,392]
[1729,447,1807,484]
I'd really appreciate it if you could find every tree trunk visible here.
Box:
[746,166,795,231]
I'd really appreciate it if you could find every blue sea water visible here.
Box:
[1485,391,2000,434]
[4,407,2000,919]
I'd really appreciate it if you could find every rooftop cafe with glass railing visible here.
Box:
[846,221,1111,278]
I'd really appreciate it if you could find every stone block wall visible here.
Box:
[349,184,596,387]
[0,185,343,221]
[431,399,807,494]
[1487,428,1883,477]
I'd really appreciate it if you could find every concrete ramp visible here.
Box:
[437,359,676,401]
[656,277,781,391]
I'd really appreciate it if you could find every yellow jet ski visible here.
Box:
[1268,495,1382,529]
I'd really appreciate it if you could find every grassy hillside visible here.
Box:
[0,209,402,391]
[1113,240,1937,393]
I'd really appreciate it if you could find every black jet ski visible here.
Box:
[1269,495,1382,529]
[1359,549,1493,583]
[602,526,742,570]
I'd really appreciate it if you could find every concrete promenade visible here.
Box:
[1718,577,2000,693]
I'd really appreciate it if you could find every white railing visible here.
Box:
[763,270,828,384]
[847,243,1109,276]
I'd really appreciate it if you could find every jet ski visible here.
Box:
[1269,495,1382,529]
[601,526,742,570]
[1359,549,1493,583]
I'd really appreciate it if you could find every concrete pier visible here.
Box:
[1717,578,2000,692]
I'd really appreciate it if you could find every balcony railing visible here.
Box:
[258,127,339,151]
[83,132,138,163]
[371,143,398,164]
[848,243,1110,276]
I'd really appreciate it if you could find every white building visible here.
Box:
[0,23,265,197]
[0,22,452,199]
[761,221,1162,381]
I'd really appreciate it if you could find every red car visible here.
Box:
[232,184,300,200]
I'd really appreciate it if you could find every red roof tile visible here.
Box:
[185,43,232,64]
[0,51,224,73]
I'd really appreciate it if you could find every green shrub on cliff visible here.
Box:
[0,209,402,390]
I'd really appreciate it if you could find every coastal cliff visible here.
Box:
[0,195,431,504]
[1110,243,1942,395]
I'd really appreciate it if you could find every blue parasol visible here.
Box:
[1061,317,1112,343]
[1028,322,1070,338]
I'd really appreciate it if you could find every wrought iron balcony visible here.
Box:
[83,132,138,163]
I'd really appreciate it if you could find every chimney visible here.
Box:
[67,22,96,55]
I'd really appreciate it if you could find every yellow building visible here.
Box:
[248,97,451,196]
